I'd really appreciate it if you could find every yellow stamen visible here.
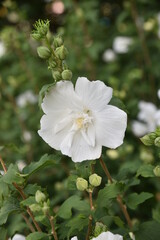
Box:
[76,117,84,129]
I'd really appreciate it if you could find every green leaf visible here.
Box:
[21,196,36,207]
[24,184,42,195]
[97,182,124,208]
[0,227,7,240]
[39,83,55,107]
[67,214,89,237]
[136,164,155,178]
[23,154,60,177]
[99,215,125,228]
[3,164,25,185]
[109,96,128,113]
[126,192,153,210]
[75,160,96,179]
[67,174,78,191]
[0,197,21,225]
[0,178,10,202]
[26,232,49,240]
[135,221,160,240]
[57,195,90,219]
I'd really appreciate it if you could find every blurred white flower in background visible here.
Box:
[17,160,26,172]
[71,231,123,240]
[38,77,127,162]
[102,49,116,62]
[132,101,160,137]
[0,41,6,57]
[23,130,32,142]
[9,234,26,240]
[113,36,132,54]
[16,90,37,107]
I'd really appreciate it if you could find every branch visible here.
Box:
[99,157,132,229]
[0,156,42,232]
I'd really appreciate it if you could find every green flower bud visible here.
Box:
[94,222,108,237]
[30,204,41,212]
[52,70,62,81]
[153,165,160,177]
[140,132,157,146]
[62,70,72,80]
[32,20,50,39]
[54,36,63,48]
[140,150,154,164]
[48,58,57,69]
[89,174,102,187]
[76,177,88,191]
[55,45,68,60]
[155,137,160,147]
[156,127,160,136]
[37,46,51,59]
[35,190,46,203]
[42,201,50,214]
[31,33,41,41]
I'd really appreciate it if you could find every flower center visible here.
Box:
[75,117,84,129]
[75,110,93,130]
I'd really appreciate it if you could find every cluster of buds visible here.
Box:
[140,127,160,147]
[76,173,102,192]
[30,190,50,214]
[32,19,72,82]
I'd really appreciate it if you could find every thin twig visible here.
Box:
[86,191,94,240]
[86,215,92,240]
[22,213,35,232]
[0,156,42,232]
[47,214,58,240]
[99,157,133,229]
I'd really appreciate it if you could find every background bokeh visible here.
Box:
[1,0,160,238]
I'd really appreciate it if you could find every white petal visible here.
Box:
[60,130,75,156]
[81,124,95,147]
[42,81,81,114]
[38,112,72,150]
[95,105,127,149]
[158,89,160,99]
[71,237,78,240]
[91,231,123,240]
[155,110,160,126]
[70,132,101,162]
[12,234,26,240]
[75,77,113,112]
[132,121,148,137]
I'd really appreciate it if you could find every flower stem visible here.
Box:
[0,156,42,232]
[22,213,35,232]
[86,191,94,240]
[46,213,58,240]
[99,156,133,229]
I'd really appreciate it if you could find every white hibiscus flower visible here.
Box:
[71,231,123,240]
[132,101,160,137]
[38,77,127,162]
